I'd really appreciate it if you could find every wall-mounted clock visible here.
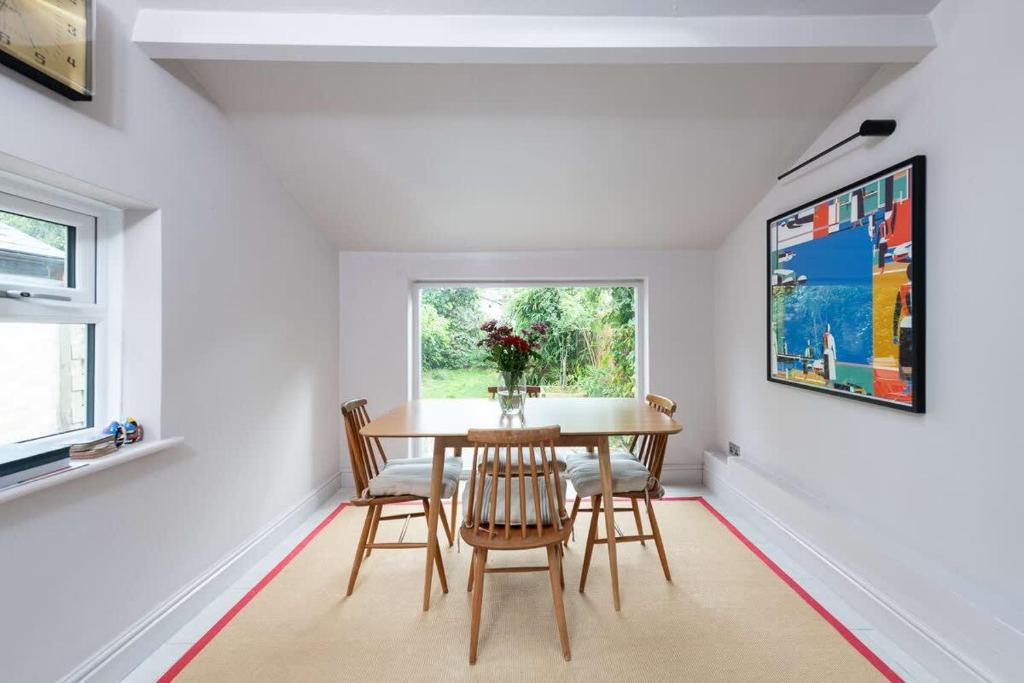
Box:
[0,0,93,101]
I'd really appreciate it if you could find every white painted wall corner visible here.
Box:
[60,471,343,683]
[703,451,991,683]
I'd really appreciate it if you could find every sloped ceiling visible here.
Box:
[142,0,940,250]
[185,60,879,250]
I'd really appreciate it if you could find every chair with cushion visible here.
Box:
[564,394,677,592]
[461,426,572,664]
[341,399,461,597]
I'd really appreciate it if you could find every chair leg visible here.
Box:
[547,545,572,661]
[579,496,601,592]
[565,496,581,547]
[631,498,646,547]
[466,551,475,592]
[346,507,375,596]
[424,501,450,593]
[434,538,450,594]
[439,504,454,547]
[558,544,565,589]
[645,496,672,582]
[364,505,382,558]
[469,548,487,664]
[449,480,459,548]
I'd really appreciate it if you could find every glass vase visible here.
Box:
[497,371,524,416]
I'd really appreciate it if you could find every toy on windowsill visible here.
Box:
[104,416,144,448]
[124,417,144,444]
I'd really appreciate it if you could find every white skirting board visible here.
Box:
[658,461,703,485]
[59,471,343,683]
[703,451,995,683]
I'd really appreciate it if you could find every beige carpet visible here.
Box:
[161,498,898,682]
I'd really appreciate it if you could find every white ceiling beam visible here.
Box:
[133,10,935,64]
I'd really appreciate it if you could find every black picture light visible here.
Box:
[778,119,897,180]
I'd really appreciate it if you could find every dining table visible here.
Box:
[360,397,683,612]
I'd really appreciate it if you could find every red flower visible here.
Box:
[478,320,545,367]
[497,335,529,353]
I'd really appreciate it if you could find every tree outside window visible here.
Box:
[419,285,636,399]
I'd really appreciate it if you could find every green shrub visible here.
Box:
[421,304,456,369]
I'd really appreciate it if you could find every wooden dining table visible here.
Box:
[360,397,683,612]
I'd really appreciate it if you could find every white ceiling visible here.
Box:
[141,0,940,16]
[186,61,880,251]
[151,0,936,250]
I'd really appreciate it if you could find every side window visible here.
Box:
[0,191,101,473]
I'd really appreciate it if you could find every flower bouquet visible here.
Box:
[478,319,548,415]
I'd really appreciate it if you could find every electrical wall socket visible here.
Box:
[728,442,741,457]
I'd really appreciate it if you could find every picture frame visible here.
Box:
[766,155,926,412]
[0,0,94,101]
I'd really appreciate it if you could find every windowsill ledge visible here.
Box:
[0,437,184,506]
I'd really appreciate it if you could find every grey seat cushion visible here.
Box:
[365,457,461,499]
[562,449,637,471]
[566,457,657,498]
[383,456,439,467]
[463,476,568,526]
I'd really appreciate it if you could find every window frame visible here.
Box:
[410,279,647,401]
[0,190,97,304]
[0,179,122,475]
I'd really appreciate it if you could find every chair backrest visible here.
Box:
[628,393,677,479]
[487,385,542,398]
[341,398,387,494]
[463,426,567,541]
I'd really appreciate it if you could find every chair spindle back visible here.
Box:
[628,393,677,479]
[463,426,566,541]
[341,399,388,494]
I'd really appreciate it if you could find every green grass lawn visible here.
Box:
[420,367,622,400]
[421,368,498,399]
[421,368,605,399]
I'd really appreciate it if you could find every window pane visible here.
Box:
[419,286,637,399]
[0,209,72,288]
[0,323,91,444]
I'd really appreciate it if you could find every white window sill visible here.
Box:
[0,437,184,506]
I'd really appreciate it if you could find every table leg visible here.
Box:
[423,437,446,611]
[597,435,621,610]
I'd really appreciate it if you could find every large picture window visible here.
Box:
[416,284,640,400]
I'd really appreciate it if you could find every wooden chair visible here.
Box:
[566,394,677,593]
[487,385,541,398]
[341,399,461,597]
[461,426,572,664]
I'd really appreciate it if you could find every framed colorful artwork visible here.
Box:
[767,156,925,412]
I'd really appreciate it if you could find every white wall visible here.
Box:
[712,0,1022,680]
[339,250,714,482]
[0,1,339,680]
